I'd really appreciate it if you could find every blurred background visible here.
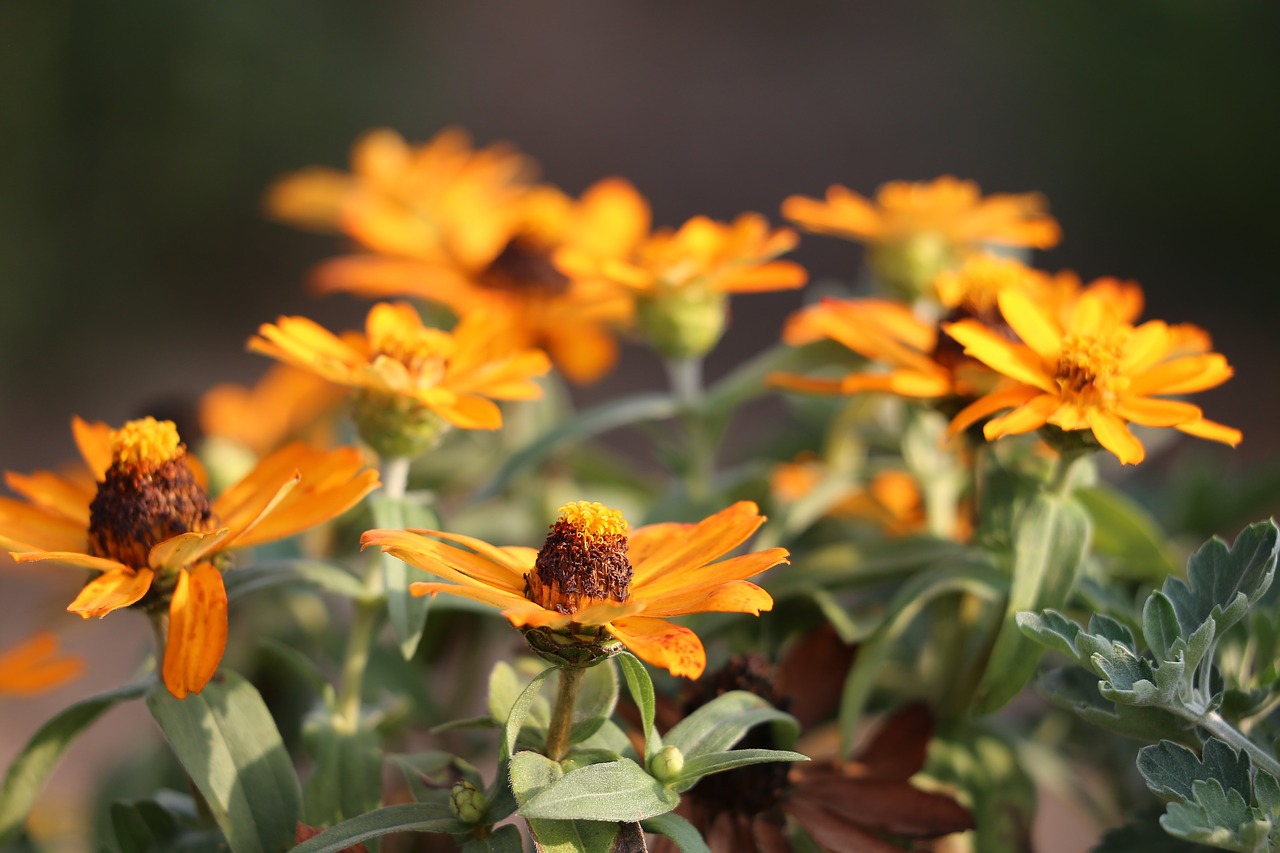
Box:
[2,0,1278,848]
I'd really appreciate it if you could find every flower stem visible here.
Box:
[544,667,585,762]
[664,357,714,502]
[334,455,409,730]
[1186,707,1280,781]
[665,357,704,408]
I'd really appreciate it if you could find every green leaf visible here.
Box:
[0,678,150,843]
[973,493,1091,714]
[569,661,619,745]
[1035,668,1194,744]
[480,393,680,498]
[1016,609,1085,661]
[462,824,524,853]
[146,671,301,853]
[1138,739,1252,804]
[640,812,712,853]
[372,494,438,659]
[222,559,366,602]
[926,726,1036,853]
[503,666,556,760]
[302,719,383,826]
[1163,520,1279,639]
[616,653,659,762]
[508,752,619,853]
[290,803,465,853]
[668,748,808,794]
[1093,805,1219,851]
[1143,592,1183,664]
[1077,484,1180,581]
[664,691,799,762]
[517,758,678,822]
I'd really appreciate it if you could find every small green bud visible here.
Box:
[649,744,685,783]
[351,390,451,458]
[449,780,487,825]
[867,233,956,300]
[635,289,728,360]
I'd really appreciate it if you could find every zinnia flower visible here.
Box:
[557,212,807,358]
[0,632,83,696]
[944,285,1241,464]
[0,417,379,697]
[199,363,346,458]
[361,501,788,678]
[782,177,1060,297]
[248,302,552,457]
[269,127,646,384]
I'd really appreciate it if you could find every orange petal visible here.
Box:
[1176,418,1242,447]
[0,498,91,552]
[149,529,233,571]
[997,289,1062,361]
[543,323,619,385]
[629,501,766,586]
[1128,354,1234,396]
[363,529,527,594]
[431,394,503,430]
[947,385,1042,435]
[640,549,789,599]
[944,321,1053,392]
[984,394,1059,438]
[0,632,84,696]
[716,261,809,293]
[16,550,132,573]
[1112,397,1203,428]
[608,616,707,679]
[4,470,94,526]
[163,564,228,699]
[71,417,113,481]
[641,580,774,618]
[67,568,155,618]
[1086,410,1145,465]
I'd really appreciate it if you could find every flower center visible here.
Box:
[1054,332,1125,402]
[478,237,571,297]
[87,418,214,568]
[371,324,453,384]
[525,501,632,615]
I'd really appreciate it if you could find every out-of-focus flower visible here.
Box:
[269,127,645,384]
[362,501,787,678]
[652,650,973,853]
[199,364,346,458]
[933,254,1075,321]
[769,297,978,399]
[0,632,83,697]
[782,177,1060,297]
[0,417,379,698]
[945,286,1241,464]
[558,212,807,359]
[249,302,552,457]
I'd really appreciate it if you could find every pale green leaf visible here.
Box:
[290,803,464,853]
[517,758,678,822]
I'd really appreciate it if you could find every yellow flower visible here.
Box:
[0,632,83,697]
[768,297,965,399]
[249,302,552,456]
[558,212,807,358]
[0,417,380,698]
[199,364,346,457]
[362,501,788,678]
[269,127,646,384]
[944,286,1241,464]
[782,177,1061,297]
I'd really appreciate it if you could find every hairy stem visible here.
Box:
[544,667,586,762]
[1183,706,1280,780]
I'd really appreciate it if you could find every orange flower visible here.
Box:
[0,417,379,697]
[249,302,552,456]
[362,501,788,678]
[199,364,346,457]
[768,298,966,399]
[0,632,83,697]
[783,177,1061,252]
[269,127,646,383]
[945,286,1241,464]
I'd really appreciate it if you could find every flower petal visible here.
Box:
[149,529,233,571]
[0,632,84,696]
[1087,409,1145,465]
[364,529,527,594]
[641,580,774,618]
[947,385,1042,435]
[639,549,788,600]
[163,564,228,699]
[629,501,767,587]
[608,616,706,679]
[997,288,1062,361]
[71,417,113,481]
[983,394,1059,438]
[1176,417,1242,447]
[15,550,132,573]
[943,321,1053,392]
[67,568,154,618]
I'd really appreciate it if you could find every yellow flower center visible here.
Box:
[88,419,213,569]
[1054,332,1126,403]
[525,501,632,615]
[371,325,454,381]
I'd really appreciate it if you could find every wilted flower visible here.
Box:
[362,501,787,678]
[0,417,379,697]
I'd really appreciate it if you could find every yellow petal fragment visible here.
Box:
[67,568,155,618]
[163,564,228,699]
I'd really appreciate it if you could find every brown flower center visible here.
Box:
[1054,331,1125,402]
[87,418,213,568]
[525,501,632,615]
[478,237,571,298]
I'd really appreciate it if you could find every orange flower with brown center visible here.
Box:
[362,501,788,678]
[0,417,379,698]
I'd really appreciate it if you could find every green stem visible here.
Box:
[1185,707,1280,781]
[665,357,703,408]
[1050,450,1086,498]
[334,455,409,730]
[544,667,586,762]
[664,357,714,501]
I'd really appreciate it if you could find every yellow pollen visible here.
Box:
[109,418,183,468]
[372,326,454,374]
[555,501,629,539]
[1055,332,1124,397]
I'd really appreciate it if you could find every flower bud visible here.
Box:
[867,234,956,300]
[351,391,451,459]
[635,290,728,360]
[449,780,487,825]
[649,744,685,783]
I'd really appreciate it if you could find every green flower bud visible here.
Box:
[867,233,956,300]
[521,625,624,670]
[351,390,451,459]
[449,780,487,825]
[635,289,728,360]
[649,744,685,783]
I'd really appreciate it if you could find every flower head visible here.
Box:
[0,632,84,697]
[362,501,788,678]
[199,364,345,458]
[782,177,1060,296]
[249,302,552,457]
[945,285,1241,464]
[0,417,380,697]
[559,212,807,358]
